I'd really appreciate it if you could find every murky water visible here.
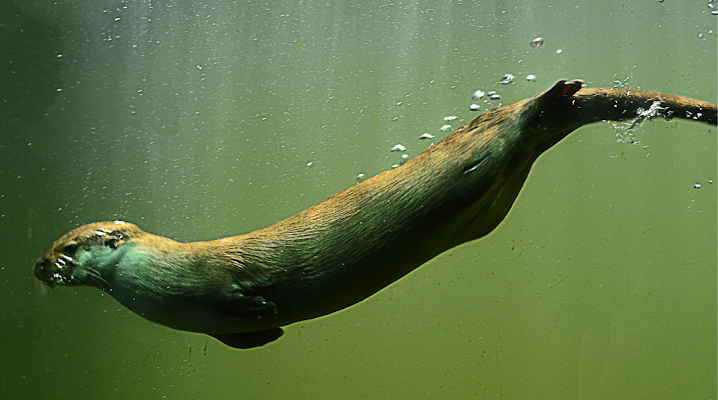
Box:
[1,1,715,399]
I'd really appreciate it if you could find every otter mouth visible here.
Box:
[33,255,74,287]
[33,254,107,288]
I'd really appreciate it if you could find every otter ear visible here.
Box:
[210,328,284,349]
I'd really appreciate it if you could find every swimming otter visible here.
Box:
[33,80,717,349]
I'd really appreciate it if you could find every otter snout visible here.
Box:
[33,257,53,286]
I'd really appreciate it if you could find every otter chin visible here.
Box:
[33,80,717,349]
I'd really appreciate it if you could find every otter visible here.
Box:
[33,80,717,349]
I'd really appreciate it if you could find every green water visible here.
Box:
[1,1,715,399]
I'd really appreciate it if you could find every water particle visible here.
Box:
[530,37,544,47]
[526,74,537,82]
[419,133,435,140]
[556,49,563,54]
[489,93,501,100]
[469,104,480,111]
[444,115,458,121]
[694,184,702,189]
[306,162,313,167]
[439,125,452,132]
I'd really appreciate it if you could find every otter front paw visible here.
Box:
[214,294,278,319]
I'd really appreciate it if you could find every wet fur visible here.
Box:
[34,80,717,348]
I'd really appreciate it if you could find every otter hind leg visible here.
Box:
[544,79,584,99]
[210,328,285,349]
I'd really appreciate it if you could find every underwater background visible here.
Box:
[1,0,715,399]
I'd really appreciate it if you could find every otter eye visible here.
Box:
[62,244,79,254]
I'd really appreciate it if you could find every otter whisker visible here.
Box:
[82,268,108,288]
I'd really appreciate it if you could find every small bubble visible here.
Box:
[306,162,313,167]
[556,49,563,54]
[530,37,544,47]
[526,74,537,82]
[694,183,702,189]
[115,17,121,22]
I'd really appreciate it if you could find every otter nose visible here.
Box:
[33,258,45,280]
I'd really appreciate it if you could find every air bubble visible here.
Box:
[471,90,485,100]
[530,37,544,47]
[499,74,515,84]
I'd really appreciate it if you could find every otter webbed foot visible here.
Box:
[210,328,285,349]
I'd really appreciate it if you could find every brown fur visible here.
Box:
[34,80,716,347]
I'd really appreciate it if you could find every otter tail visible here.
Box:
[570,84,717,126]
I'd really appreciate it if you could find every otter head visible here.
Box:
[33,221,141,289]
